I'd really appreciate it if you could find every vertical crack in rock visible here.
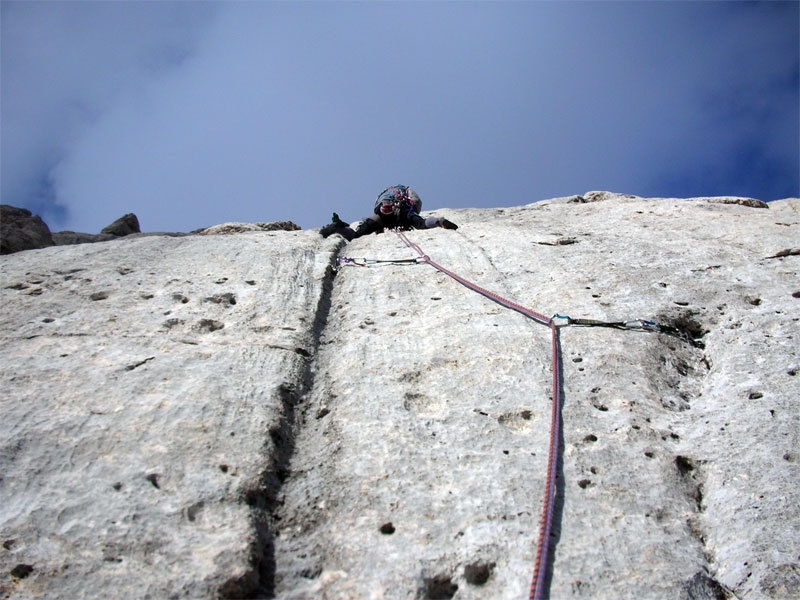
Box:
[224,241,343,599]
[683,569,733,600]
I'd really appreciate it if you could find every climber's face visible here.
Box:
[379,200,394,215]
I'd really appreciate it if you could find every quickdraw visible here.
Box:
[554,315,658,331]
[555,314,693,344]
[336,256,426,269]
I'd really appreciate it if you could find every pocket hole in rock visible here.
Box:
[674,455,695,475]
[197,319,224,332]
[464,561,494,585]
[205,293,237,306]
[380,522,395,535]
[186,501,204,522]
[424,574,458,599]
[11,564,34,579]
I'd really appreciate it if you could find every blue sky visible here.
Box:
[2,1,798,233]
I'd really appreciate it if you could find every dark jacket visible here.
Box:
[351,211,437,238]
[319,185,457,240]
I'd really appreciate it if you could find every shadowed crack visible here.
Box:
[219,240,345,599]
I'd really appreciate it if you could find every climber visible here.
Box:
[319,184,458,241]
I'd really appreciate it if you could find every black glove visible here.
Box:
[320,213,350,238]
[392,202,411,221]
[440,218,458,230]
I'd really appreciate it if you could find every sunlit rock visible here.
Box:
[1,194,798,599]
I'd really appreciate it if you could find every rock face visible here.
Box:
[1,193,798,599]
[0,205,55,254]
[0,227,340,599]
[196,221,302,235]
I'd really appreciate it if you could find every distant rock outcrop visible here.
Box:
[100,212,141,237]
[1,206,300,253]
[0,205,54,254]
[1,206,144,253]
[1,193,798,599]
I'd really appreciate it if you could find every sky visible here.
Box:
[2,1,798,234]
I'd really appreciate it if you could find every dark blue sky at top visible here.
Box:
[1,1,798,233]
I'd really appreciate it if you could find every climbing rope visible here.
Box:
[342,230,687,598]
[391,230,559,600]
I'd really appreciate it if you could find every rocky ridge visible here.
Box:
[1,193,798,599]
[0,207,144,254]
[1,205,303,255]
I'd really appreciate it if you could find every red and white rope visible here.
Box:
[393,230,562,599]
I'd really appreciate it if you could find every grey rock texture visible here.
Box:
[0,206,54,255]
[50,231,119,246]
[1,230,343,598]
[196,222,301,235]
[1,193,798,599]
